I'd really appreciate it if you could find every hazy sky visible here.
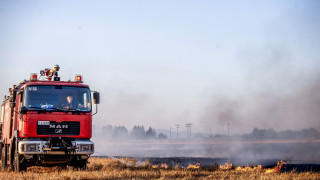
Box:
[0,0,319,134]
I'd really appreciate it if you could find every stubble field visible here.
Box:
[0,157,319,179]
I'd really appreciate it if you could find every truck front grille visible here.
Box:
[37,121,80,135]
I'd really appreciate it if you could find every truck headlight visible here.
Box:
[79,144,93,152]
[22,144,39,152]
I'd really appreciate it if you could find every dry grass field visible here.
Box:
[0,157,319,179]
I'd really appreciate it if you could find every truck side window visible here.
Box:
[20,91,24,106]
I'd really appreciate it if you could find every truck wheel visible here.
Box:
[14,152,27,172]
[1,146,7,168]
[0,144,2,161]
[0,144,3,161]
[73,159,87,171]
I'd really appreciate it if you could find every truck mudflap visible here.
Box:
[18,139,94,155]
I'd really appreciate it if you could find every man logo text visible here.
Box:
[49,125,68,129]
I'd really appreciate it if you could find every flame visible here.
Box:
[235,165,263,172]
[264,160,285,174]
[187,163,200,170]
[234,161,285,173]
[160,163,168,169]
[219,162,233,170]
[224,160,285,173]
[152,163,168,169]
[151,160,285,173]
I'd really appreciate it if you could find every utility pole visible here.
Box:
[185,123,192,138]
[227,123,230,137]
[175,124,180,139]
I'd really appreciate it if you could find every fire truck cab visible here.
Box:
[0,65,99,171]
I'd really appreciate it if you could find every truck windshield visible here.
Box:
[24,85,91,112]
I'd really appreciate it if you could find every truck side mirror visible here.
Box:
[20,106,28,114]
[93,92,100,104]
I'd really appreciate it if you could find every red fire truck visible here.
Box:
[0,65,99,171]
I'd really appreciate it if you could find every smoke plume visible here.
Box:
[199,45,320,134]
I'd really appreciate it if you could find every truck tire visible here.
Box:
[0,144,2,161]
[1,145,7,168]
[72,159,87,171]
[13,151,26,172]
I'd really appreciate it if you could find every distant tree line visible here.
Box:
[100,125,319,141]
[102,125,167,140]
[241,127,320,140]
[190,127,320,140]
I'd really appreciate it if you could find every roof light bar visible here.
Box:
[75,74,83,83]
[30,73,38,81]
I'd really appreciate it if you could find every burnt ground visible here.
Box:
[94,140,320,172]
[95,156,320,172]
[140,157,320,172]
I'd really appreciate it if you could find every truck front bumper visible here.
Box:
[18,140,94,155]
